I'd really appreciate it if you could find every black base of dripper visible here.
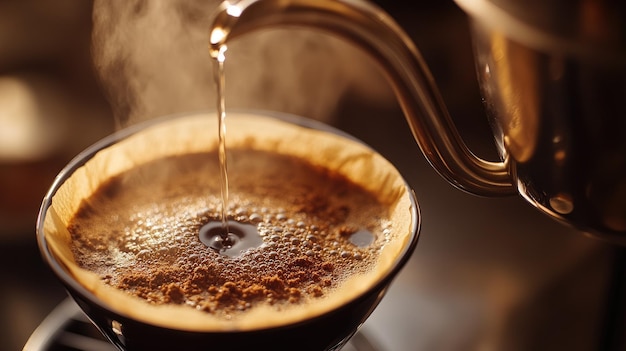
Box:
[24,299,382,351]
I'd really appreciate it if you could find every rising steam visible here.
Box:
[91,0,392,129]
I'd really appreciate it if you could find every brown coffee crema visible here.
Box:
[68,149,389,318]
[44,113,413,331]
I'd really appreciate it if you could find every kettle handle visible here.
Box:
[209,0,516,196]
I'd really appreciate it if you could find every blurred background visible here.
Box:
[1,0,621,350]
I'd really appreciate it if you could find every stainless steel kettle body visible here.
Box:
[460,0,626,242]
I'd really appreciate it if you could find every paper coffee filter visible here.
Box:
[43,112,415,331]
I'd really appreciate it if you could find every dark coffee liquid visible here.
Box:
[199,220,263,257]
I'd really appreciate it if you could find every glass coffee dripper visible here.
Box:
[36,111,420,350]
[208,0,626,246]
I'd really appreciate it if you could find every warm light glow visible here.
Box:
[225,2,243,17]
[217,45,228,63]
[549,194,574,214]
[210,27,227,45]
[0,77,53,160]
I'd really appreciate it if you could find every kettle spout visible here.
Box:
[209,0,516,196]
